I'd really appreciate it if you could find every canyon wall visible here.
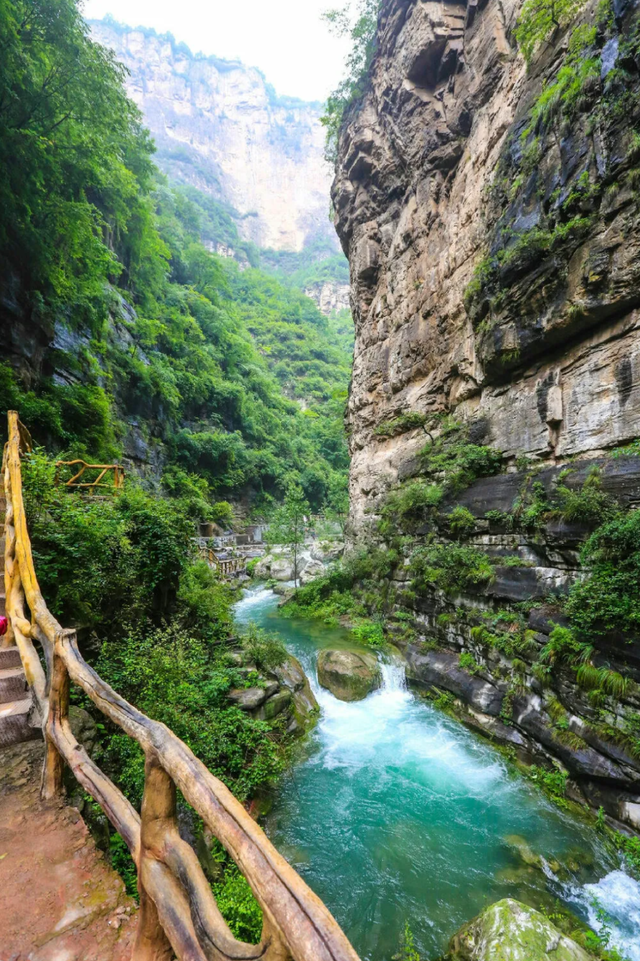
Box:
[91,19,336,252]
[334,0,640,831]
[333,0,640,529]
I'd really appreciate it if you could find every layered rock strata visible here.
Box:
[332,0,640,530]
[333,0,640,830]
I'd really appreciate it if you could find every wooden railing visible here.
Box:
[2,411,359,961]
[55,459,125,491]
[199,545,244,577]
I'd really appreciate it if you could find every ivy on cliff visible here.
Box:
[515,0,587,64]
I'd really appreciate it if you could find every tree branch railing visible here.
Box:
[2,411,360,961]
[55,459,125,491]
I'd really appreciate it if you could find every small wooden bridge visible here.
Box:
[1,411,360,961]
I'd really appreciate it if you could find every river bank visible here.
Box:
[235,586,640,961]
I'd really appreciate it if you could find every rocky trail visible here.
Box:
[0,740,137,961]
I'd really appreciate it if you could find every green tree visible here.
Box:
[321,0,381,162]
[267,484,310,589]
[0,0,157,329]
[0,0,352,513]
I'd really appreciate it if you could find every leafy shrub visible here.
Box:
[409,542,494,595]
[176,561,234,644]
[393,923,422,961]
[242,626,288,672]
[527,764,569,806]
[448,506,476,539]
[374,412,426,438]
[97,626,285,805]
[459,651,481,675]
[211,501,235,528]
[351,620,385,648]
[616,832,640,877]
[566,510,640,641]
[515,0,587,64]
[213,866,263,943]
[379,480,442,537]
[539,625,587,665]
[282,549,398,622]
[419,419,502,494]
[471,625,532,660]
[555,468,615,524]
[321,0,381,162]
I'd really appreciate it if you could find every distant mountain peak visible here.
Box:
[90,17,337,253]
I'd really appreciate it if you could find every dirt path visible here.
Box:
[0,740,138,960]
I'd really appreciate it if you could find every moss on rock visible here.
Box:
[449,898,594,961]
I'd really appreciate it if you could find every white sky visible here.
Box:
[82,0,350,102]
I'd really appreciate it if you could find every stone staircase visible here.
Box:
[0,494,38,748]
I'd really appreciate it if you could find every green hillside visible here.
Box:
[0,0,352,516]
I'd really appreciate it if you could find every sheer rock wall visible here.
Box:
[91,21,336,252]
[333,0,640,531]
[333,0,640,830]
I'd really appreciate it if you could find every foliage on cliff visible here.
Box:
[0,0,351,515]
[321,0,381,162]
[464,0,640,375]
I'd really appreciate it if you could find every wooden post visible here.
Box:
[133,754,174,961]
[2,463,15,648]
[42,631,72,799]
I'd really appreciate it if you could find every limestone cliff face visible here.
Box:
[333,0,640,530]
[91,20,335,252]
[334,0,640,830]
[304,281,351,314]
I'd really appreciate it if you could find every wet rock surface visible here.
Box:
[227,654,318,735]
[448,898,594,961]
[317,649,382,702]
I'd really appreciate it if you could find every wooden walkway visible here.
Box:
[0,740,137,961]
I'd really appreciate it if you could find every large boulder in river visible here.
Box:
[317,649,381,702]
[449,899,594,961]
[274,654,319,732]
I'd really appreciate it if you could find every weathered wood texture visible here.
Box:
[2,410,360,961]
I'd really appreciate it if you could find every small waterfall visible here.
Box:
[379,656,407,692]
[234,587,640,961]
[569,870,640,961]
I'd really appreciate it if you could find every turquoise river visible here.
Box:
[235,587,640,961]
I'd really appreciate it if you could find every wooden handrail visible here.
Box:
[2,411,359,961]
[55,459,125,490]
[199,545,244,576]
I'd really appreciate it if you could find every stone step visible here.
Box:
[0,592,5,617]
[0,667,27,705]
[0,698,38,749]
[0,648,22,669]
